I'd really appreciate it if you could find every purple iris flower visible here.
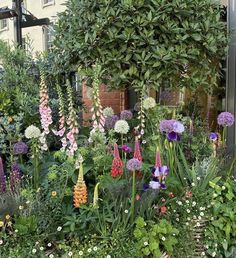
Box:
[167,131,178,141]
[121,145,132,153]
[160,166,169,176]
[160,182,167,190]
[143,183,149,191]
[153,167,160,177]
[209,132,218,141]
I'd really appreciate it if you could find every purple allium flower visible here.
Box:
[0,157,6,193]
[217,112,235,127]
[120,110,133,120]
[149,180,161,190]
[13,141,28,155]
[167,131,178,141]
[173,121,185,134]
[121,145,132,153]
[126,158,142,171]
[105,115,119,129]
[10,163,21,192]
[209,132,218,141]
[159,120,176,133]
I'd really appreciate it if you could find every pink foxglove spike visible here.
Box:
[155,146,162,168]
[133,138,142,162]
[113,143,120,159]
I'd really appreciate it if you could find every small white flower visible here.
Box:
[47,243,52,247]
[215,243,218,247]
[144,241,148,246]
[193,215,197,219]
[211,217,214,221]
[213,193,217,198]
[103,107,114,117]
[199,207,205,211]
[25,125,41,139]
[79,251,83,256]
[57,226,62,232]
[26,200,30,204]
[177,201,183,206]
[192,202,196,207]
[35,241,39,245]
[143,97,156,110]
[183,177,186,180]
[196,239,200,242]
[114,120,130,134]
[106,255,111,258]
[49,255,54,258]
[0,239,3,245]
[39,247,44,251]
[19,205,24,210]
[32,249,37,254]
[187,209,190,213]
[201,252,205,256]
[186,222,189,226]
[222,186,226,190]
[161,237,166,241]
[191,183,195,186]
[173,233,176,236]
[186,200,189,204]
[198,216,202,220]
[196,222,201,227]
[15,229,18,233]
[93,246,98,251]
[176,218,179,222]
[68,251,73,257]
[142,140,146,144]
[173,210,176,213]
[200,212,204,216]
[88,248,92,253]
[197,177,200,181]
[124,210,128,214]
[187,217,191,221]
[212,252,216,257]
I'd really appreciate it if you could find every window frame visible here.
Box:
[42,0,55,7]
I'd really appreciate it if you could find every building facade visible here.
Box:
[0,0,66,52]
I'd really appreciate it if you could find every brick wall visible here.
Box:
[82,84,127,122]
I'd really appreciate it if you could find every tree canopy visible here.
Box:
[53,0,227,92]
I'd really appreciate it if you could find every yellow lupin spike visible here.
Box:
[93,183,100,209]
[73,162,87,208]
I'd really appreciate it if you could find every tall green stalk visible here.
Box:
[131,170,136,223]
[32,142,40,189]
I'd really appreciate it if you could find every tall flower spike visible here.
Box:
[66,80,79,156]
[0,157,6,193]
[111,143,123,177]
[155,146,162,168]
[91,64,105,133]
[10,163,21,192]
[93,183,100,209]
[53,84,67,151]
[133,138,142,162]
[137,85,146,138]
[39,69,52,136]
[73,162,87,208]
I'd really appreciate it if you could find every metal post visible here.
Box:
[226,0,236,151]
[14,0,22,47]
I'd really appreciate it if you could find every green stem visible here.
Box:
[131,170,136,223]
[33,144,39,189]
[222,127,226,147]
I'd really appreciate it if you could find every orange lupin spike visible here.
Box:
[73,162,87,208]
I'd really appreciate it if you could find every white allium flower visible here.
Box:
[68,251,73,257]
[32,249,37,254]
[79,251,83,256]
[144,241,148,246]
[87,248,92,253]
[114,120,130,134]
[93,246,98,251]
[143,97,156,110]
[161,237,166,241]
[103,107,114,117]
[25,125,41,139]
[57,226,62,232]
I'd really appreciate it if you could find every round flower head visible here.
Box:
[143,97,156,110]
[103,107,114,117]
[120,110,133,120]
[13,141,28,155]
[105,115,119,129]
[173,121,185,134]
[167,131,178,141]
[121,145,132,153]
[209,132,218,141]
[126,158,142,171]
[114,120,130,134]
[25,125,41,139]
[217,112,234,127]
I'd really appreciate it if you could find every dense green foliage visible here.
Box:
[54,0,227,91]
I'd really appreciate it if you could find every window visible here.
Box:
[0,19,8,31]
[42,0,55,7]
[44,23,54,51]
